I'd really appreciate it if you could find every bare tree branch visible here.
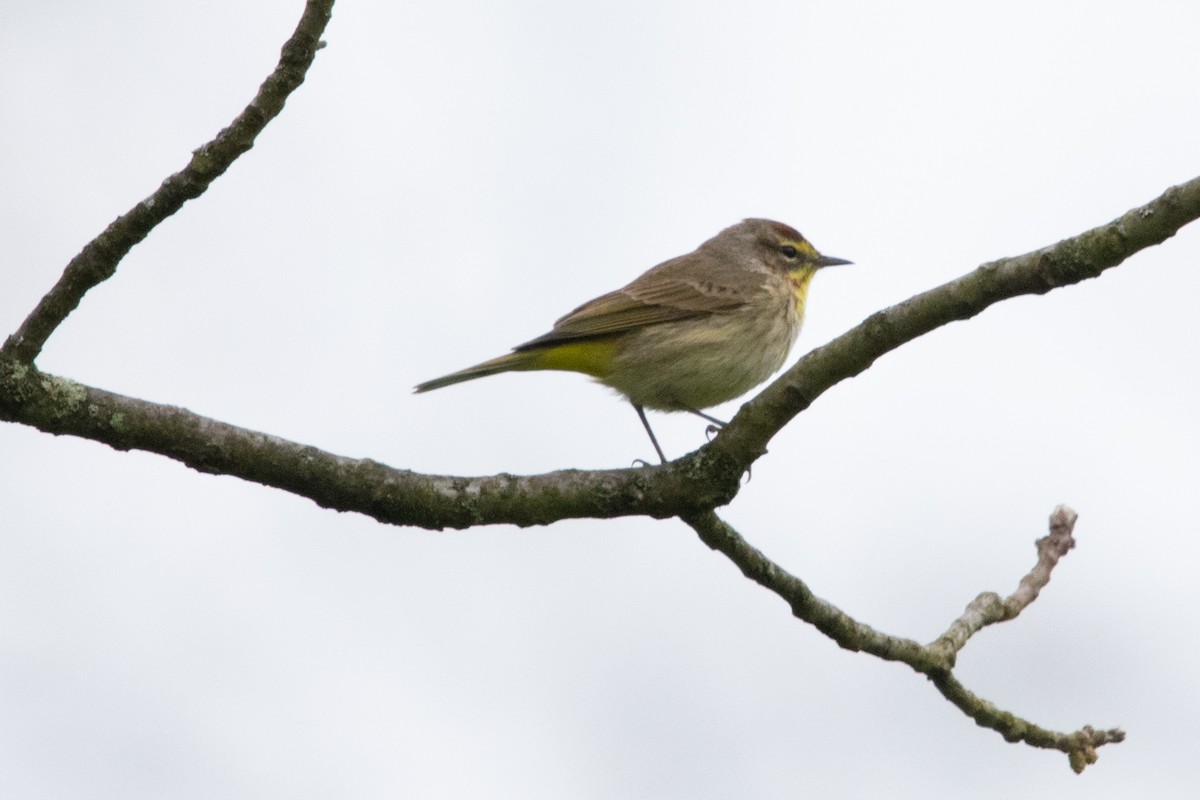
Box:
[682,509,940,668]
[685,505,1123,771]
[0,0,335,364]
[710,177,1200,470]
[2,179,1198,532]
[929,672,1124,774]
[0,1,1179,772]
[0,365,730,527]
[930,505,1079,659]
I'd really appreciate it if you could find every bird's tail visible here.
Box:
[413,351,536,393]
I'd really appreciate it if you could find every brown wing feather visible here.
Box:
[516,255,763,350]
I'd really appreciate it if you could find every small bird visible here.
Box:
[415,219,849,462]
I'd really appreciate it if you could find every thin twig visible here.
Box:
[930,505,1078,659]
[929,672,1124,773]
[1,0,335,364]
[682,509,940,669]
[682,506,1124,772]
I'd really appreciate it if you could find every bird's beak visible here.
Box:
[815,254,852,268]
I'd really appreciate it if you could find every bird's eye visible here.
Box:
[781,244,798,259]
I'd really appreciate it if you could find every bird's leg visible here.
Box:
[683,406,727,440]
[682,406,727,427]
[632,403,668,464]
[682,405,752,479]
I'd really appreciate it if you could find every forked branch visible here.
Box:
[0,0,1178,775]
[684,505,1124,772]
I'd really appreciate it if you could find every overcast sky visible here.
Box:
[3,1,1199,797]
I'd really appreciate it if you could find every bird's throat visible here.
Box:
[789,268,817,313]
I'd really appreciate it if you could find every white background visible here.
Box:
[2,1,1198,797]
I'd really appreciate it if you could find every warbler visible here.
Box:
[415,219,849,462]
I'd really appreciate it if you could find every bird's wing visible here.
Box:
[515,263,757,350]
